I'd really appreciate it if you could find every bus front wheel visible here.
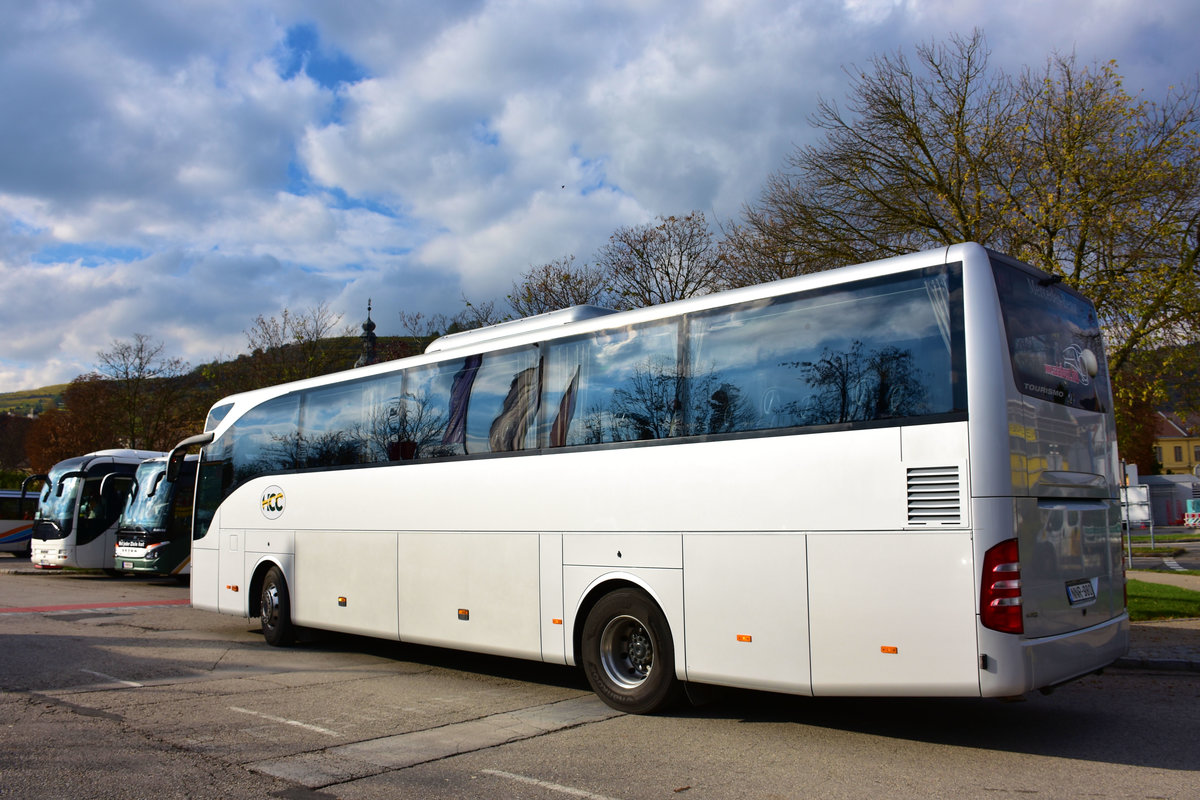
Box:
[581,588,681,714]
[260,566,295,646]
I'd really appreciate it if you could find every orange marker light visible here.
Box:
[736,634,752,643]
[552,618,563,625]
[881,646,899,654]
[225,585,239,592]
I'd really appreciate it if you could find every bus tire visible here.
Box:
[581,588,681,714]
[260,565,295,646]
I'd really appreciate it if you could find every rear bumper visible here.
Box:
[1025,612,1130,688]
[979,612,1129,696]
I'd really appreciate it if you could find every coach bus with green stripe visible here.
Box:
[114,454,198,580]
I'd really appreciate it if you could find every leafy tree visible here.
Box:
[596,212,724,307]
[727,30,1200,468]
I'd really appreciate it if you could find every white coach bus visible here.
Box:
[180,243,1128,713]
[29,449,165,572]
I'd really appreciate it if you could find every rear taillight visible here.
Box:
[981,538,1023,634]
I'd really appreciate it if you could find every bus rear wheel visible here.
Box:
[581,588,681,714]
[260,565,295,646]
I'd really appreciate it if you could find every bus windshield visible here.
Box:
[992,259,1110,413]
[34,466,82,539]
[120,463,172,535]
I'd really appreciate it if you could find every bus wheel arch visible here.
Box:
[252,561,294,646]
[575,581,682,714]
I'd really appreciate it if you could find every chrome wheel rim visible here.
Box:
[262,582,279,631]
[599,614,653,689]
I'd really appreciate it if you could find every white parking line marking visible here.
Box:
[482,769,623,800]
[229,706,341,737]
[79,669,143,688]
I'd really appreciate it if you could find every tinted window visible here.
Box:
[232,395,301,485]
[686,267,964,433]
[205,403,234,432]
[993,260,1108,412]
[541,320,681,446]
[76,474,132,545]
[466,348,539,453]
[194,442,230,541]
[400,359,470,459]
[301,382,366,468]
[0,495,32,518]
[301,375,403,468]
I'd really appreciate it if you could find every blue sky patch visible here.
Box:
[277,23,367,89]
[33,243,146,268]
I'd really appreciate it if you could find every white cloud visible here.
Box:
[1,0,1199,394]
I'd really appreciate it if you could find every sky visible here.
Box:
[1,0,1198,393]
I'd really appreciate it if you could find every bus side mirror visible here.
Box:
[21,474,47,504]
[55,470,86,497]
[167,432,215,483]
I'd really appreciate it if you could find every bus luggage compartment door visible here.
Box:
[808,531,979,696]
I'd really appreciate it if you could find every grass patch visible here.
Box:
[1130,547,1187,558]
[1127,579,1200,621]
[1129,534,1200,544]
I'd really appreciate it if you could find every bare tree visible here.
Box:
[451,296,506,331]
[397,309,453,339]
[245,302,349,383]
[508,255,624,317]
[95,333,190,450]
[596,211,724,307]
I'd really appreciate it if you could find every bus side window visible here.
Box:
[401,360,466,459]
[541,321,681,446]
[230,395,301,485]
[465,347,539,454]
[301,381,372,468]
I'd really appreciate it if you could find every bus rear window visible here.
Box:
[992,259,1109,412]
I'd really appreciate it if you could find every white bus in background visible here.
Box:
[0,489,36,557]
[114,454,199,580]
[29,449,165,573]
[180,243,1128,713]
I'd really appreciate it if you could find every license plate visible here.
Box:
[122,561,134,570]
[1066,578,1096,605]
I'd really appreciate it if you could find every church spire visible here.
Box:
[354,299,378,368]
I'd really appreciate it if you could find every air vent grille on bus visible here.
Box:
[906,466,962,526]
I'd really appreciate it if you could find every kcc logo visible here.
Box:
[260,485,285,520]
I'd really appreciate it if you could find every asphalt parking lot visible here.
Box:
[2,562,1198,800]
